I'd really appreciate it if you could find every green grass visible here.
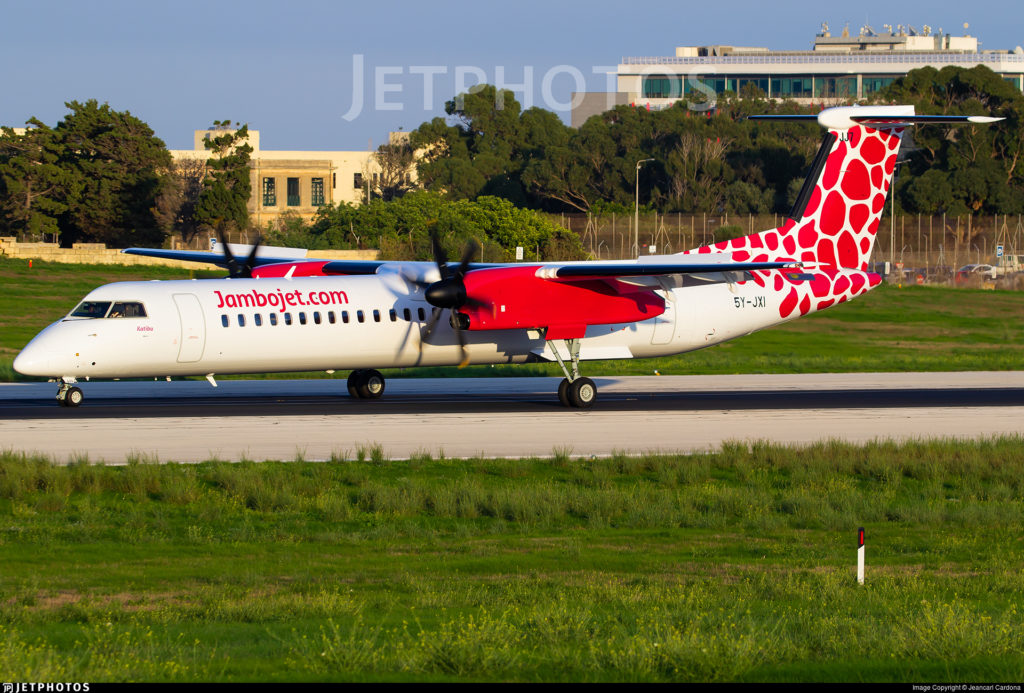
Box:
[0,438,1022,681]
[2,256,1023,380]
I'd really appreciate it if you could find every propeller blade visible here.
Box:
[216,228,241,278]
[429,230,449,279]
[420,306,444,346]
[242,233,262,278]
[453,315,470,368]
[457,239,479,277]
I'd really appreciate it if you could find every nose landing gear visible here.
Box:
[56,379,84,407]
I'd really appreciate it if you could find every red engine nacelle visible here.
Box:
[457,266,665,340]
[251,261,332,278]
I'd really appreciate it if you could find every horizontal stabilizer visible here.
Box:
[851,114,1004,124]
[749,105,1003,130]
[536,261,799,279]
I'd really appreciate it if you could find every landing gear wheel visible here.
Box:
[358,369,385,399]
[64,386,84,408]
[567,377,596,409]
[557,378,571,407]
[347,369,385,399]
[347,370,365,398]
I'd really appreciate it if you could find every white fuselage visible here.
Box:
[14,271,802,380]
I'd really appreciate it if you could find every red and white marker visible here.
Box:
[857,527,865,584]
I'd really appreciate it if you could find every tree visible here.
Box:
[264,190,587,261]
[194,121,252,237]
[411,85,573,207]
[53,100,173,247]
[372,137,415,201]
[0,122,77,241]
[153,156,206,243]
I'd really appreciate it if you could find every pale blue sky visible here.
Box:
[0,0,1018,150]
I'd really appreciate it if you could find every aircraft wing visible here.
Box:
[122,247,388,274]
[121,247,301,267]
[123,247,800,280]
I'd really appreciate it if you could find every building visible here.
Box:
[170,130,413,227]
[572,23,1024,126]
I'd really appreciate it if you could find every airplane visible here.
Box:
[13,105,1001,408]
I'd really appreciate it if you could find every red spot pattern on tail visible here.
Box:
[819,191,847,235]
[861,136,886,164]
[684,125,902,320]
[798,293,811,315]
[822,141,847,189]
[871,165,883,189]
[804,187,822,217]
[837,231,859,267]
[798,222,818,249]
[849,203,870,233]
[779,287,799,317]
[841,159,872,200]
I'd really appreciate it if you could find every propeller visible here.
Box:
[414,232,479,366]
[216,228,262,278]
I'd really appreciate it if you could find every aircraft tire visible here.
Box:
[347,370,365,398]
[358,369,385,399]
[557,378,571,407]
[567,377,596,409]
[65,386,84,408]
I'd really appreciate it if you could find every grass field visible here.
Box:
[0,438,1022,682]
[2,256,1024,381]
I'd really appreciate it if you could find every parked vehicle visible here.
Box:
[955,264,996,282]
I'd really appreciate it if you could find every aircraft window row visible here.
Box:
[220,307,427,328]
[70,301,147,319]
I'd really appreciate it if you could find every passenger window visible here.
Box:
[270,313,278,326]
[418,307,425,321]
[284,312,293,326]
[313,311,322,325]
[328,311,336,324]
[221,315,229,327]
[237,314,245,327]
[299,312,307,325]
[403,308,411,321]
[342,311,349,324]
[389,309,396,322]
[254,314,262,327]
[357,310,365,323]
[373,309,381,323]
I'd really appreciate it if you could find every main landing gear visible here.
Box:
[347,369,385,399]
[549,339,596,409]
[56,378,84,407]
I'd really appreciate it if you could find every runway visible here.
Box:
[1,372,1023,463]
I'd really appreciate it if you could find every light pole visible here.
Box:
[634,158,654,258]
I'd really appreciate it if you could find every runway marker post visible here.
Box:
[857,527,865,584]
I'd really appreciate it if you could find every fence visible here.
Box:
[550,212,1024,274]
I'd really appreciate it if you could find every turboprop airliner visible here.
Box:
[14,106,1001,408]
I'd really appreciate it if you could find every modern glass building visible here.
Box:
[572,25,1024,126]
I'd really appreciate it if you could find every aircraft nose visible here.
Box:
[13,344,52,377]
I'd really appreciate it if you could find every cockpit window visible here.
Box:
[68,300,147,319]
[70,301,112,318]
[107,302,147,318]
